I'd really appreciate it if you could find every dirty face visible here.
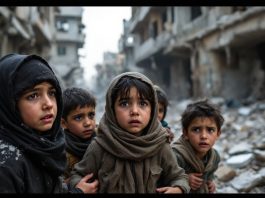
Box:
[114,86,151,136]
[183,117,221,159]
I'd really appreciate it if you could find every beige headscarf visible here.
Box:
[95,72,168,192]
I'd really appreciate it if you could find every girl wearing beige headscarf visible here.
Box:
[69,72,190,193]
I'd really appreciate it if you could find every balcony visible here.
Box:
[56,31,85,44]
[135,31,171,64]
[129,7,151,33]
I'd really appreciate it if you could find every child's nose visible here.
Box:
[43,95,53,108]
[200,130,207,139]
[130,104,139,116]
[84,117,92,126]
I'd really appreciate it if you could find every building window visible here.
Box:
[171,7,175,23]
[191,6,202,21]
[57,46,66,56]
[149,21,158,39]
[78,23,85,34]
[162,10,167,31]
[56,19,69,32]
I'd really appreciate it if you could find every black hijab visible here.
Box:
[0,53,66,177]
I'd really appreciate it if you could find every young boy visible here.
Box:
[154,85,174,143]
[69,72,190,193]
[61,87,97,183]
[0,53,97,193]
[171,99,224,193]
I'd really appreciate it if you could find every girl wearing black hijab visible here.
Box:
[0,54,97,193]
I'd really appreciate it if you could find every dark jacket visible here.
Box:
[0,139,65,193]
[64,130,96,180]
[0,54,67,193]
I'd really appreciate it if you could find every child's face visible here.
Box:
[114,86,151,136]
[183,117,221,159]
[61,105,96,139]
[17,82,57,133]
[157,102,165,121]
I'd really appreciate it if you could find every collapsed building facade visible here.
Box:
[0,7,54,59]
[0,6,86,89]
[121,6,265,101]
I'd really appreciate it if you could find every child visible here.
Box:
[69,72,190,193]
[0,53,97,193]
[154,85,174,143]
[61,87,97,183]
[171,99,224,193]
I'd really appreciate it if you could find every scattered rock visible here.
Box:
[215,165,236,182]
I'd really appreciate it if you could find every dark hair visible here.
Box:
[111,76,155,116]
[181,98,224,131]
[154,85,168,120]
[62,87,96,119]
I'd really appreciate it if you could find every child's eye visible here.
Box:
[73,115,82,121]
[49,89,56,97]
[27,93,38,100]
[158,108,164,113]
[191,127,200,133]
[207,127,216,133]
[88,112,95,119]
[139,100,149,107]
[119,100,129,107]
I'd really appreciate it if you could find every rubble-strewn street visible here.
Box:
[167,98,265,193]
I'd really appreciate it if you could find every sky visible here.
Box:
[79,6,132,87]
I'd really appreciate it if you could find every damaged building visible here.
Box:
[0,6,86,89]
[0,7,54,59]
[49,6,86,89]
[121,6,265,102]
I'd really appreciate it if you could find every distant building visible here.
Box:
[124,6,265,101]
[49,6,86,90]
[118,18,142,73]
[95,51,125,94]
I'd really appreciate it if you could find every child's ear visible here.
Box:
[217,130,222,138]
[61,118,68,129]
[183,129,189,140]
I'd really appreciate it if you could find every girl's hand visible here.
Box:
[156,186,183,194]
[75,173,99,193]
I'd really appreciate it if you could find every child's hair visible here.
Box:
[154,85,169,120]
[62,87,96,119]
[111,75,155,115]
[181,98,224,131]
[13,58,60,102]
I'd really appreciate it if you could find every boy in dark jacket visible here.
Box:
[61,87,98,187]
[0,53,96,193]
[171,99,224,193]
